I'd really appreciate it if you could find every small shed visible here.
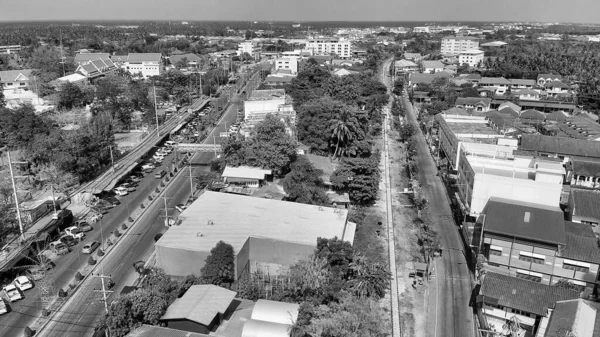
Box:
[161,285,237,334]
[241,300,299,337]
[222,166,272,188]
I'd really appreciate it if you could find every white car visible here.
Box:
[14,276,33,291]
[160,147,173,154]
[65,226,86,240]
[114,186,128,196]
[153,153,166,161]
[3,284,22,302]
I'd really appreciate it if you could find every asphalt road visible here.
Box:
[401,92,474,337]
[0,146,179,336]
[35,94,241,337]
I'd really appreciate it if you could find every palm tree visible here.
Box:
[348,255,391,299]
[330,108,359,158]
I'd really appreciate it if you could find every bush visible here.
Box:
[140,203,145,209]
[148,195,153,201]
[128,217,133,223]
[155,187,160,193]
[114,229,121,237]
[97,248,104,257]
[121,223,128,230]
[160,182,165,187]
[42,308,50,317]
[88,256,96,265]
[24,326,33,337]
[165,176,170,182]
[75,272,83,281]
[58,288,68,297]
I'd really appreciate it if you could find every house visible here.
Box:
[519,109,546,123]
[509,79,536,90]
[264,75,293,86]
[333,68,358,77]
[74,53,110,65]
[537,299,600,337]
[454,97,492,112]
[479,77,511,95]
[421,60,444,73]
[514,88,540,101]
[519,134,600,160]
[458,49,484,67]
[75,58,118,81]
[568,188,600,229]
[394,59,419,73]
[161,285,237,335]
[154,191,356,278]
[479,272,580,335]
[408,71,452,86]
[545,80,570,96]
[567,157,600,189]
[537,74,562,87]
[241,300,299,337]
[479,197,600,290]
[221,166,272,188]
[125,325,214,337]
[497,101,522,115]
[274,57,298,74]
[116,53,162,79]
[0,69,33,91]
[169,53,203,68]
[403,52,423,61]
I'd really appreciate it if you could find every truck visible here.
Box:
[3,284,23,302]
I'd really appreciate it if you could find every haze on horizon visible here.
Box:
[1,0,599,24]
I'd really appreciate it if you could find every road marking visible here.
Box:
[434,257,439,337]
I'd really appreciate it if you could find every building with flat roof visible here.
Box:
[274,57,298,74]
[456,144,563,216]
[306,38,352,59]
[113,53,162,79]
[222,166,272,188]
[435,114,504,170]
[480,198,600,291]
[421,60,444,73]
[441,36,479,54]
[244,89,286,118]
[458,48,484,67]
[155,191,355,278]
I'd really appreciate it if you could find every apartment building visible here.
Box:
[440,36,479,54]
[274,57,298,74]
[480,198,600,291]
[237,41,253,56]
[0,45,22,54]
[306,38,352,59]
[457,146,564,216]
[458,49,484,67]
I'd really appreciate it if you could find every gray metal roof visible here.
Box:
[161,285,236,325]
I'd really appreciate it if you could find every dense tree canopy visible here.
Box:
[281,156,330,206]
[200,241,235,287]
[330,152,382,204]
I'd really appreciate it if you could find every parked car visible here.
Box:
[102,196,121,207]
[120,183,136,192]
[161,146,173,154]
[76,221,93,232]
[114,186,128,196]
[82,241,100,254]
[25,267,45,281]
[2,284,21,302]
[65,226,85,240]
[153,154,166,161]
[128,175,141,183]
[59,235,78,247]
[0,298,8,315]
[165,140,177,147]
[49,241,69,255]
[13,276,33,291]
[141,163,156,171]
[175,204,187,213]
[90,205,110,214]
[155,170,166,179]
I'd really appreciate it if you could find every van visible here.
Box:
[155,170,166,179]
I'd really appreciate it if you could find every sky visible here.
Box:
[1,0,599,24]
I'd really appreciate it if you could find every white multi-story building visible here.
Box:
[413,27,430,33]
[237,41,253,56]
[441,36,479,54]
[0,45,21,54]
[114,53,162,79]
[458,49,484,67]
[306,38,352,59]
[274,57,298,74]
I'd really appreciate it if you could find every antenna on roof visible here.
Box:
[196,233,203,237]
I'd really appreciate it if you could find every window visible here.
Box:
[563,260,590,273]
[489,245,502,256]
[516,270,542,283]
[519,252,545,265]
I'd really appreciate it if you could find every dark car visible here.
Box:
[102,196,121,207]
[59,235,78,247]
[90,205,109,215]
[76,221,93,232]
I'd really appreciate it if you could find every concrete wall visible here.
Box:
[155,245,209,277]
[244,99,285,120]
[165,319,212,335]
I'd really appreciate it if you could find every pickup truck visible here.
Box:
[3,284,22,302]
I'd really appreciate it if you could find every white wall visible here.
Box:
[244,99,286,120]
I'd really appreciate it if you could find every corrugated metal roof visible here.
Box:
[222,166,272,180]
[519,135,600,158]
[126,324,212,337]
[127,53,162,63]
[482,197,566,246]
[156,191,353,253]
[571,188,600,221]
[161,285,236,325]
[251,300,299,325]
[544,299,600,337]
[482,272,579,316]
[562,221,600,264]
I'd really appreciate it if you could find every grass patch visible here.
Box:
[350,206,387,265]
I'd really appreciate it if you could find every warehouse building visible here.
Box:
[155,191,355,278]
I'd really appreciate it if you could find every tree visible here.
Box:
[330,108,362,158]
[348,255,391,299]
[330,152,381,204]
[315,237,354,278]
[58,82,88,109]
[105,289,169,337]
[196,171,219,190]
[460,84,480,98]
[0,104,50,149]
[0,90,4,108]
[398,123,417,142]
[175,57,188,69]
[296,97,353,155]
[199,241,235,286]
[286,255,330,301]
[282,156,330,206]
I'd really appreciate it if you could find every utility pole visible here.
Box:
[7,151,26,241]
[109,146,115,174]
[94,273,113,337]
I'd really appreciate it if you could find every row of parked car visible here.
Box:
[1,274,35,313]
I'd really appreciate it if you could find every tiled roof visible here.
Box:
[520,109,545,120]
[74,53,110,63]
[545,111,568,122]
[497,101,522,114]
[161,285,236,325]
[421,60,444,69]
[455,97,492,107]
[547,80,569,89]
[409,72,451,84]
[0,69,33,82]
[544,299,600,337]
[519,134,600,158]
[570,188,600,221]
[509,79,536,86]
[480,77,511,85]
[482,197,566,246]
[537,73,562,80]
[481,272,579,316]
[562,221,600,264]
